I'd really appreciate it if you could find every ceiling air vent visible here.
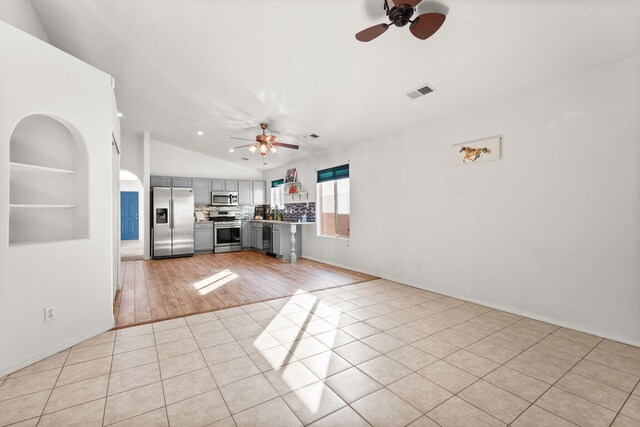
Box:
[309,134,319,139]
[406,83,435,99]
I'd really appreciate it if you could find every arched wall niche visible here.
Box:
[8,114,89,244]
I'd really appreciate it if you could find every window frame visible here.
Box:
[317,177,350,239]
[270,179,285,209]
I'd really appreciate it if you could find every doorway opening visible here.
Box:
[120,170,144,261]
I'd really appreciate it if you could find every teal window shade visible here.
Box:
[271,179,284,188]
[317,164,349,183]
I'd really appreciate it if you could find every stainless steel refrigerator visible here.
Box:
[152,187,194,258]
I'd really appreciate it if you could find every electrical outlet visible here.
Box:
[45,306,56,322]
[417,262,422,270]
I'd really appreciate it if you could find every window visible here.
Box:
[317,164,350,238]
[270,179,284,208]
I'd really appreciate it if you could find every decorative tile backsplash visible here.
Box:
[284,202,315,222]
[194,205,255,221]
[253,202,315,222]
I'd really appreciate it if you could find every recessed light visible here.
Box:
[197,131,203,136]
[229,148,234,153]
[117,112,123,118]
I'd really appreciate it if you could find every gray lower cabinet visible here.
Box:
[272,223,302,260]
[238,180,253,205]
[193,178,211,205]
[211,179,225,192]
[241,221,251,248]
[150,175,171,187]
[251,223,263,250]
[273,229,280,255]
[225,180,238,192]
[172,177,192,188]
[252,181,266,205]
[194,223,213,252]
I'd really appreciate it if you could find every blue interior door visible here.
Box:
[121,191,139,240]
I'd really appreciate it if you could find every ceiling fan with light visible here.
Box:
[356,0,446,42]
[231,123,299,158]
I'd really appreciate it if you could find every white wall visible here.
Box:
[264,55,640,345]
[0,22,115,375]
[120,178,144,241]
[121,130,144,182]
[0,0,48,42]
[150,139,263,180]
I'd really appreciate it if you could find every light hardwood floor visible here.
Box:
[114,251,377,329]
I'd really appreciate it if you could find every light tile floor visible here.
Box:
[1,279,639,426]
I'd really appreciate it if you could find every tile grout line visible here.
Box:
[609,377,640,426]
[100,336,117,427]
[409,311,561,425]
[508,337,605,426]
[190,319,237,426]
[35,346,74,422]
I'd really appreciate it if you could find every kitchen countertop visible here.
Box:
[195,220,315,224]
[247,219,315,225]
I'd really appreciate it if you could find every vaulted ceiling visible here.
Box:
[31,0,640,169]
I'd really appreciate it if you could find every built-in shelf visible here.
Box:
[284,192,309,202]
[10,162,77,174]
[9,114,88,245]
[10,204,77,209]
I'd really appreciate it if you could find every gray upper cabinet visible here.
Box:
[150,175,171,187]
[225,180,238,192]
[193,178,211,205]
[211,179,225,192]
[238,180,253,205]
[252,181,266,205]
[172,177,192,188]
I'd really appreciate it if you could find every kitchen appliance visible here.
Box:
[211,208,242,253]
[152,187,195,258]
[263,223,275,257]
[211,191,239,207]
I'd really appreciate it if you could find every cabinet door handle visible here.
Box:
[170,199,174,229]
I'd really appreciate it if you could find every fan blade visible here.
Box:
[355,23,389,42]
[410,12,446,40]
[392,0,422,7]
[272,142,299,150]
[234,144,254,149]
[265,135,278,143]
[230,137,254,142]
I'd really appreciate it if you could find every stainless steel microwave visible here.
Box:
[211,191,239,206]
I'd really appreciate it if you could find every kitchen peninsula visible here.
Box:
[246,219,314,263]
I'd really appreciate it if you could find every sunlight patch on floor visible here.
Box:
[193,270,239,295]
[252,289,341,413]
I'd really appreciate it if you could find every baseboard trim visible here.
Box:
[302,255,640,347]
[0,321,116,377]
[301,254,375,277]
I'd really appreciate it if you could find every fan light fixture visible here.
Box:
[231,123,300,158]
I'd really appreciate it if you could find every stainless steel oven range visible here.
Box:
[210,209,242,253]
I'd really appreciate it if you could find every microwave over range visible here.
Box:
[211,191,238,206]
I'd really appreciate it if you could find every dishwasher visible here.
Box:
[262,223,276,257]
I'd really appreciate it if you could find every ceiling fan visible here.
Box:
[356,0,446,42]
[231,123,299,157]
